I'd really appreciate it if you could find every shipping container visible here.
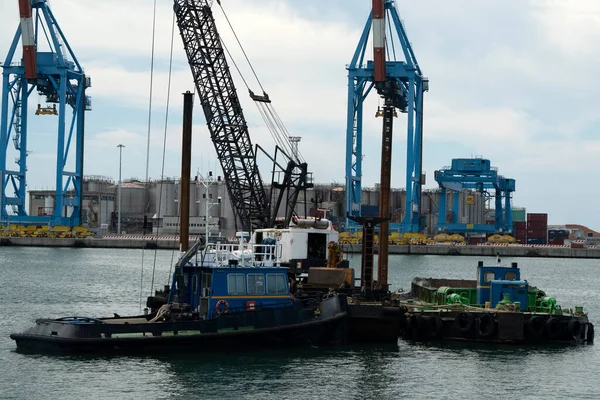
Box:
[527,236,547,241]
[548,238,565,245]
[527,220,547,228]
[512,207,526,222]
[513,221,527,229]
[548,229,568,239]
[527,238,547,245]
[527,213,548,223]
[527,228,547,236]
[527,228,548,236]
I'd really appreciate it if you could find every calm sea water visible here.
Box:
[1,247,599,399]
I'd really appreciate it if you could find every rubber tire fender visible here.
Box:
[568,319,582,340]
[587,323,595,343]
[545,317,561,340]
[527,316,545,338]
[403,316,413,339]
[432,315,444,338]
[420,316,437,339]
[455,312,474,333]
[477,313,496,338]
[412,314,427,339]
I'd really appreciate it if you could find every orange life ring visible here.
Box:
[215,299,229,315]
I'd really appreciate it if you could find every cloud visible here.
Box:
[531,0,600,57]
[2,1,600,228]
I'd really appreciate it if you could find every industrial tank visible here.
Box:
[154,180,179,217]
[100,198,114,226]
[85,177,114,193]
[119,182,147,214]
[44,196,55,214]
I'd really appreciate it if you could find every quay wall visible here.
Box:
[1,237,600,259]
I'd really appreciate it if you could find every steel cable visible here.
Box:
[216,2,305,163]
[140,0,158,312]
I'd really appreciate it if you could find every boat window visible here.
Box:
[247,274,265,295]
[505,271,517,281]
[266,274,288,295]
[227,274,246,295]
[484,271,495,283]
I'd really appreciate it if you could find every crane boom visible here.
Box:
[174,0,269,231]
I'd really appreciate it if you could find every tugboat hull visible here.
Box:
[11,295,348,354]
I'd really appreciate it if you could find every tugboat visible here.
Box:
[10,92,347,354]
[399,260,594,344]
[10,239,348,354]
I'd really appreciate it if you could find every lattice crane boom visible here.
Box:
[174,0,270,231]
[174,0,314,231]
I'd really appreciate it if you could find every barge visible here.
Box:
[398,261,594,344]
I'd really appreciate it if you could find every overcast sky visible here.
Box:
[1,0,599,229]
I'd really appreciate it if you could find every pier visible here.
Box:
[1,237,599,259]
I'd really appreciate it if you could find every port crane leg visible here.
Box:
[1,0,89,226]
[437,187,447,228]
[345,1,427,234]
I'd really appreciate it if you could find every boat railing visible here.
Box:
[203,242,282,267]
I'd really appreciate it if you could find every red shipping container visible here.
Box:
[527,227,547,233]
[548,238,565,245]
[513,221,527,229]
[527,229,546,234]
[527,213,548,223]
[527,232,547,238]
[527,221,547,230]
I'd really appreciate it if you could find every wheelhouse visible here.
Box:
[477,261,528,310]
[168,242,292,319]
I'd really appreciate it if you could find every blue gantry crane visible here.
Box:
[344,0,428,233]
[1,0,90,226]
[434,158,515,234]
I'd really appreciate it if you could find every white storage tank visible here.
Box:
[44,196,55,214]
[155,180,179,217]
